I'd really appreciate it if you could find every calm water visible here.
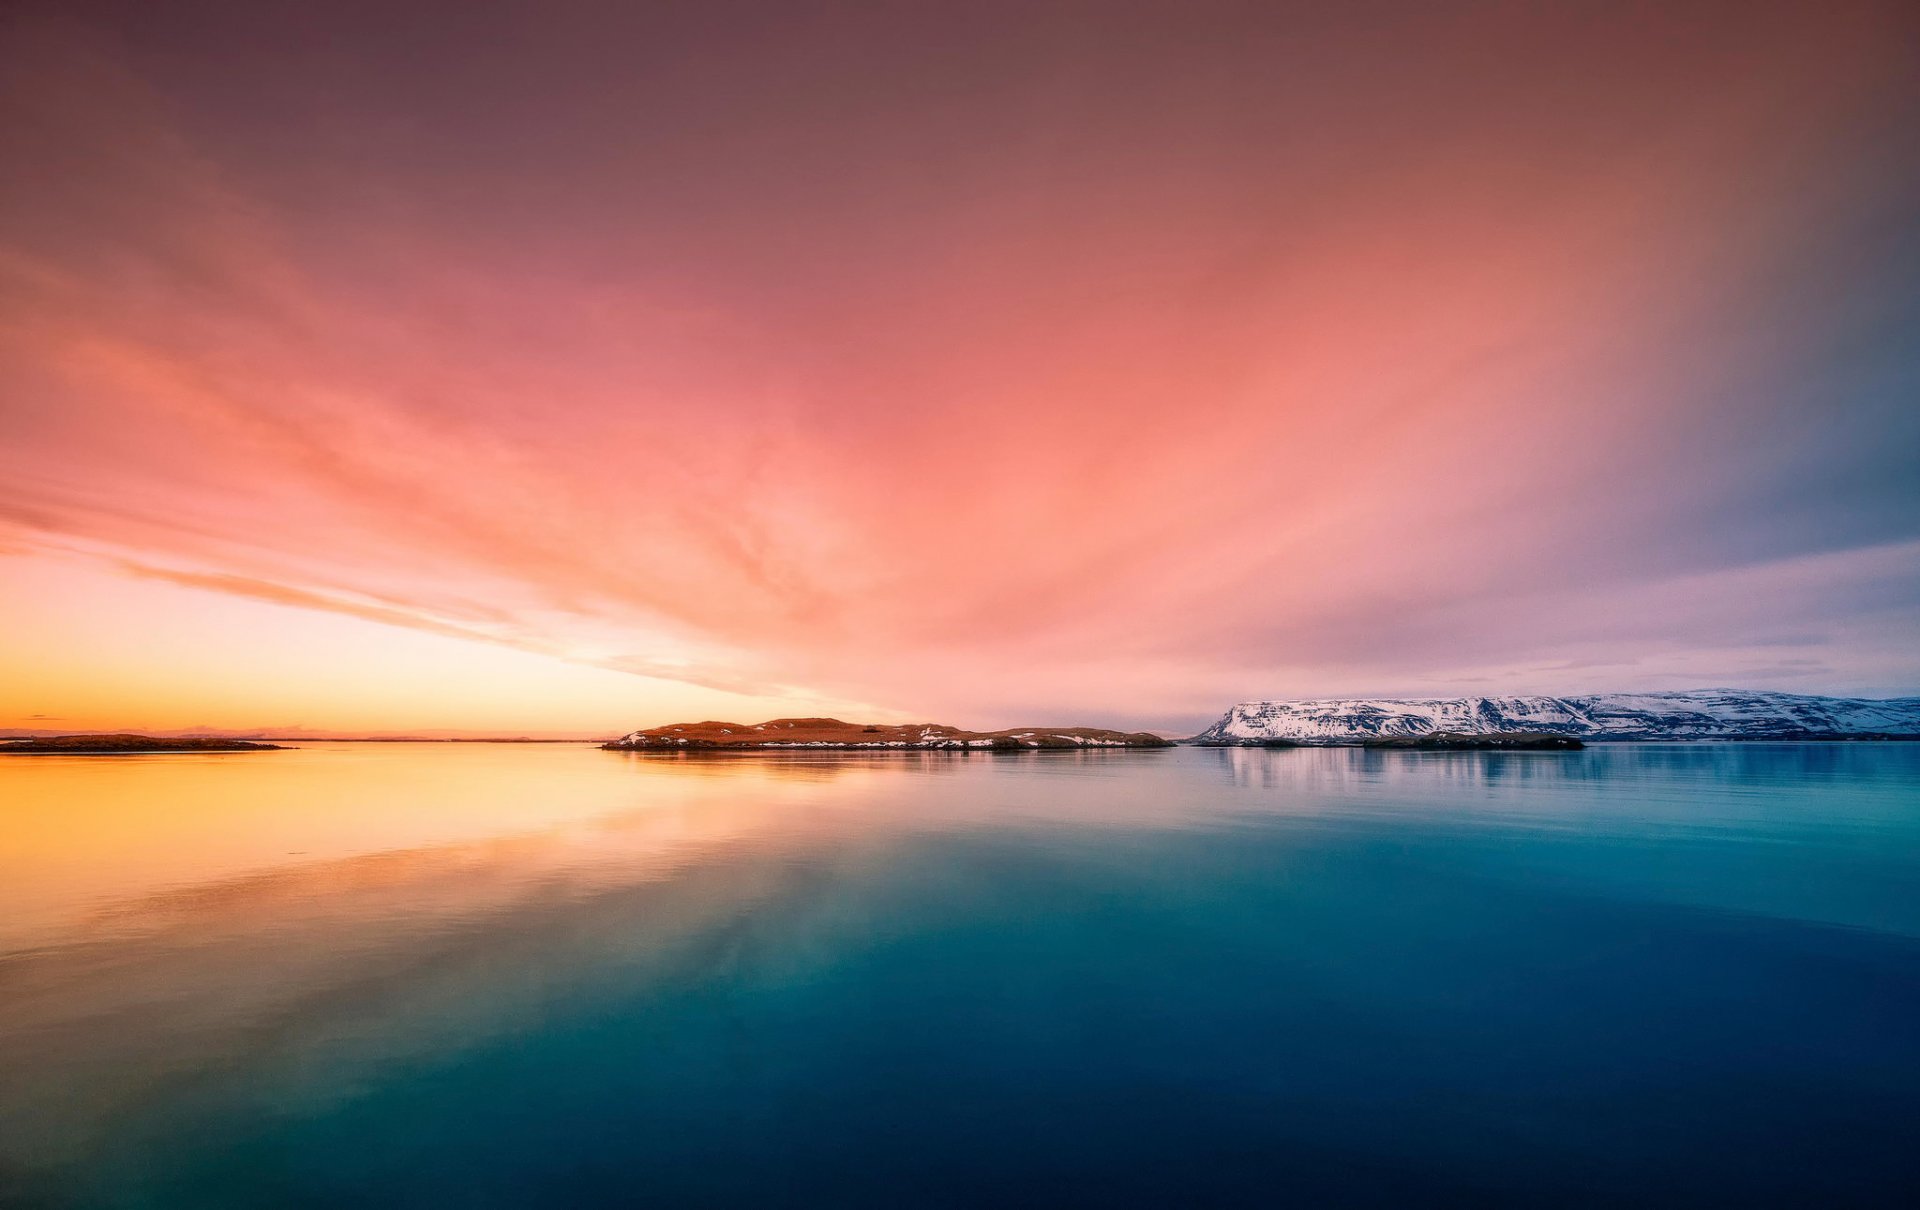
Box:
[2,742,1917,1207]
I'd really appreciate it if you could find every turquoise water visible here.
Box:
[2,742,1917,1206]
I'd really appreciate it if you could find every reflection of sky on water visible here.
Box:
[3,743,1917,1205]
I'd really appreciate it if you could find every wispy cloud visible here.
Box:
[2,4,1917,729]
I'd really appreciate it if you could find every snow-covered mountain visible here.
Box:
[1193,690,1920,744]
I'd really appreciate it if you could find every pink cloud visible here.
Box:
[2,4,1917,730]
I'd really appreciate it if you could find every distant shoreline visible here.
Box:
[0,734,288,754]
[0,736,602,745]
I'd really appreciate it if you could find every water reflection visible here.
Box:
[1,823,845,1178]
[1207,740,1912,795]
[2,742,1916,1206]
[606,746,1168,780]
[0,743,1182,1188]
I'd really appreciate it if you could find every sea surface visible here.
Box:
[2,742,1917,1207]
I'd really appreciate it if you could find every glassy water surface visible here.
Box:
[2,742,1917,1206]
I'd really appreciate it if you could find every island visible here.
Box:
[1192,691,1920,744]
[603,717,1172,752]
[0,734,287,754]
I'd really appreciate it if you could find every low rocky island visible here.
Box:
[603,717,1172,752]
[0,734,287,754]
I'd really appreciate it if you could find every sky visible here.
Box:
[2,0,1918,737]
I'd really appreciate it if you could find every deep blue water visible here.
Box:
[2,742,1917,1206]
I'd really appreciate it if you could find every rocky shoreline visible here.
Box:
[1192,731,1584,750]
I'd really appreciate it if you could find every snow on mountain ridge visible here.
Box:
[1194,691,1920,743]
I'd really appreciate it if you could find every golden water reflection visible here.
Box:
[0,743,1181,1181]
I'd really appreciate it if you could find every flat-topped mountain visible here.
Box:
[604,717,1172,752]
[1194,690,1920,745]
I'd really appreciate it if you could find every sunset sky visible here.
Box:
[3,1,1918,736]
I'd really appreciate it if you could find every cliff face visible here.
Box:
[604,718,1172,751]
[1194,691,1920,744]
